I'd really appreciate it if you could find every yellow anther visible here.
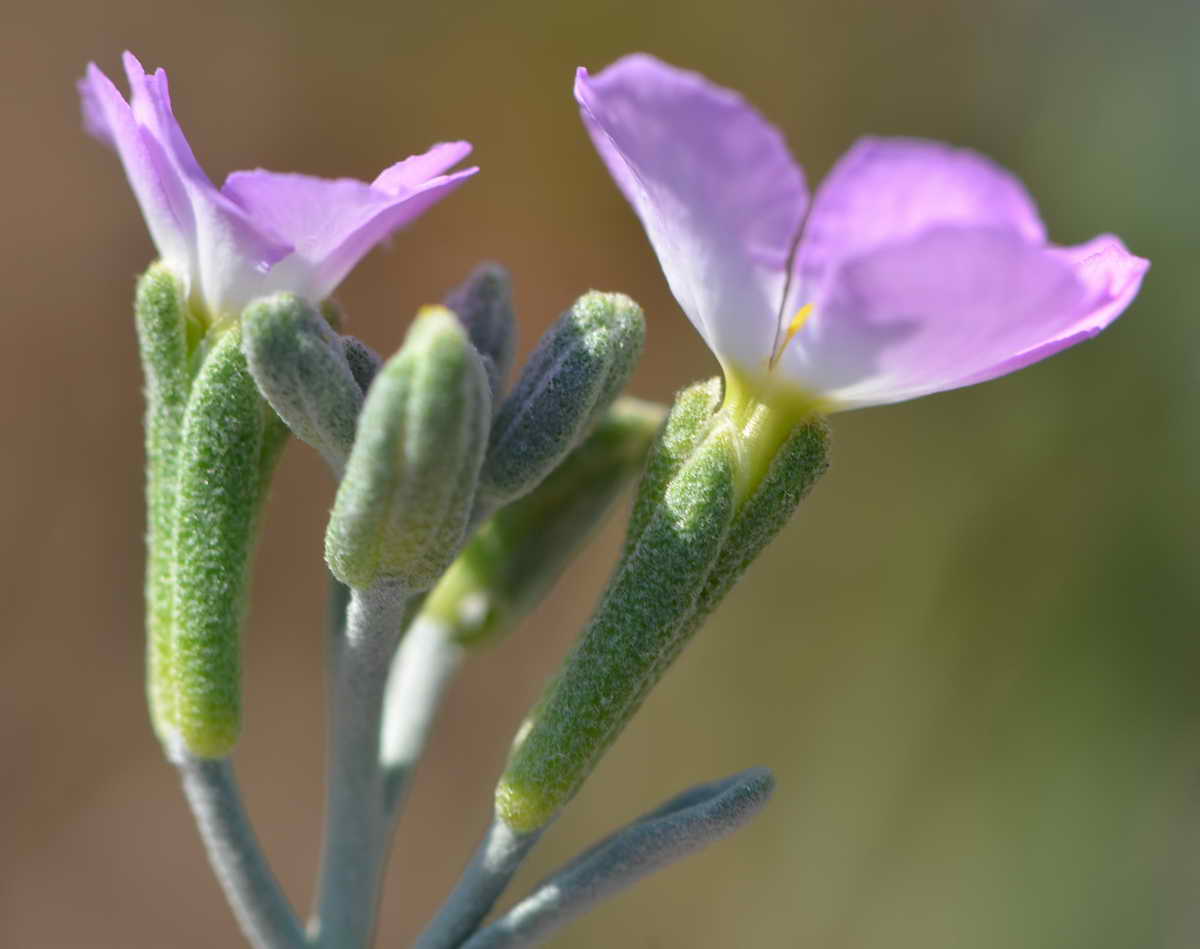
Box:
[769,303,814,369]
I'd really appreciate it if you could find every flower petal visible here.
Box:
[372,141,474,192]
[951,234,1148,388]
[792,137,1047,306]
[1049,234,1149,335]
[575,54,808,372]
[118,53,292,315]
[221,155,477,301]
[781,227,1141,409]
[79,61,195,276]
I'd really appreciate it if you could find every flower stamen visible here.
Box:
[768,302,814,370]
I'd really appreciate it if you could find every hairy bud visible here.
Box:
[242,293,363,473]
[445,263,517,404]
[478,291,644,513]
[326,307,491,591]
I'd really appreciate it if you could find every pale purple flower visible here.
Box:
[80,52,478,322]
[576,54,1148,411]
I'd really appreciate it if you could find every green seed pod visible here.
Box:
[478,291,645,513]
[495,419,738,833]
[134,264,192,744]
[242,293,363,473]
[326,307,491,591]
[425,397,666,648]
[444,263,517,404]
[168,327,279,757]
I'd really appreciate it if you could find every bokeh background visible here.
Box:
[4,0,1200,946]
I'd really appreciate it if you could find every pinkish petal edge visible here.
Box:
[223,154,477,301]
[784,227,1132,408]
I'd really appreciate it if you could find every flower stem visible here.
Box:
[175,753,307,949]
[414,820,545,949]
[380,613,464,815]
[460,768,775,949]
[314,583,413,949]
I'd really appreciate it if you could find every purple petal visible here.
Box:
[792,138,1047,307]
[79,61,195,275]
[221,152,477,301]
[1050,234,1149,334]
[80,54,290,316]
[122,53,213,200]
[952,234,1148,388]
[82,53,477,317]
[373,142,473,192]
[120,53,292,313]
[575,54,808,373]
[780,227,1145,408]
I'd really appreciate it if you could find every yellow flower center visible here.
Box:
[714,304,831,504]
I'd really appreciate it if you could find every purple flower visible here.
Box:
[576,54,1147,411]
[80,52,477,323]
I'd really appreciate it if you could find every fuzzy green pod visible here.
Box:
[425,397,666,648]
[495,420,738,833]
[242,293,363,472]
[478,292,645,512]
[326,307,491,591]
[168,327,279,757]
[134,264,193,743]
[445,263,517,404]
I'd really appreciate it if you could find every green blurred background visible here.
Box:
[3,0,1199,945]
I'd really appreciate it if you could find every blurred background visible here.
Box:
[3,0,1199,945]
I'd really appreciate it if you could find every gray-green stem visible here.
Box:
[314,582,413,949]
[380,613,464,815]
[175,752,307,949]
[459,768,775,949]
[413,820,545,949]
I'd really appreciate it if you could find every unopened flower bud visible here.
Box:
[444,263,517,405]
[242,293,364,473]
[478,292,644,513]
[341,335,381,394]
[426,396,665,648]
[325,307,491,591]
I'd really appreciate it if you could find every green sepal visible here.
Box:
[495,420,738,833]
[167,326,278,757]
[478,291,645,512]
[242,293,363,472]
[135,264,192,744]
[444,262,517,405]
[696,414,830,622]
[627,376,830,605]
[493,378,832,833]
[325,307,491,591]
[425,396,666,648]
[623,377,722,558]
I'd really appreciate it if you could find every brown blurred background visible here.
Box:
[4,0,1200,946]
